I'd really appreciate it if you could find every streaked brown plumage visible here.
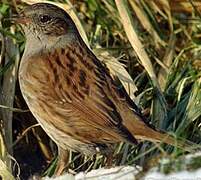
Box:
[18,3,195,172]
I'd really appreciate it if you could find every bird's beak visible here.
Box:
[11,13,31,25]
[16,17,31,25]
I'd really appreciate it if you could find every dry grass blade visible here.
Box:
[128,0,166,47]
[0,132,6,162]
[0,9,20,170]
[115,0,160,90]
[0,34,20,169]
[170,0,201,13]
[146,0,173,31]
[146,0,175,90]
[147,0,201,13]
[0,104,29,112]
[94,48,137,100]
[0,159,15,180]
[158,34,176,90]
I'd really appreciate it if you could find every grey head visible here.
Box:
[18,3,79,56]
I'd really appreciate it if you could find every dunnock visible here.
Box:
[17,2,194,174]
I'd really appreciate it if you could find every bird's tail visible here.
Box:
[136,128,199,152]
[124,116,200,152]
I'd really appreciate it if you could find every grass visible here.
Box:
[1,0,201,179]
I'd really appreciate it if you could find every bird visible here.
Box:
[16,2,196,174]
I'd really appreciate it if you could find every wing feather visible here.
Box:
[42,42,139,145]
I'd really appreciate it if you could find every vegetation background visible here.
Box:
[1,0,201,179]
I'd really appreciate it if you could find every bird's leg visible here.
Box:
[105,153,114,167]
[55,147,69,176]
[105,147,116,167]
[106,152,125,167]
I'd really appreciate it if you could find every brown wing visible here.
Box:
[40,41,140,146]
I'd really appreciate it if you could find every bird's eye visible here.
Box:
[39,14,51,23]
